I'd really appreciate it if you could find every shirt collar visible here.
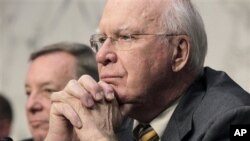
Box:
[133,97,181,138]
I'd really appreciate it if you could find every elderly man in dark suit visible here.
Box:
[45,0,250,141]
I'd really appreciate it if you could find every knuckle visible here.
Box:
[78,75,92,83]
[51,102,62,114]
[98,81,113,92]
[50,91,62,101]
[79,75,101,94]
[68,79,77,87]
[90,83,102,93]
[65,79,77,90]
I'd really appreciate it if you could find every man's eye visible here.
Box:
[119,35,132,41]
[25,91,31,97]
[99,37,107,43]
[44,89,56,94]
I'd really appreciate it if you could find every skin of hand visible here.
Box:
[45,75,123,141]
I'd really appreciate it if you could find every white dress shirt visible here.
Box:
[133,98,181,140]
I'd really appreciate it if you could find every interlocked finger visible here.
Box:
[51,102,82,129]
[78,75,104,102]
[98,80,115,101]
[64,79,95,108]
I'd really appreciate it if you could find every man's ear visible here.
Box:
[171,35,190,72]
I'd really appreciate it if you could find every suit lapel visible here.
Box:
[162,74,206,141]
[116,118,134,141]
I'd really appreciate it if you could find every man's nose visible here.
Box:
[26,94,43,114]
[96,39,118,66]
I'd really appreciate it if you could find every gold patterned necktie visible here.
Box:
[133,124,159,141]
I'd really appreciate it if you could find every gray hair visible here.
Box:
[30,42,99,81]
[162,0,207,73]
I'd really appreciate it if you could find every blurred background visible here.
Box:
[0,0,249,140]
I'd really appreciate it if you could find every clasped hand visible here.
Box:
[45,75,123,141]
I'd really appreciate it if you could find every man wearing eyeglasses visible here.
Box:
[45,0,250,141]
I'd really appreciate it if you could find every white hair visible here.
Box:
[162,0,207,73]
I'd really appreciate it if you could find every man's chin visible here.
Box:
[32,131,48,141]
[33,136,46,141]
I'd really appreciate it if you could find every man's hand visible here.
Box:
[45,75,123,141]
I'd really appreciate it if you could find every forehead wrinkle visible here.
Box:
[128,0,168,32]
[101,0,169,34]
[141,0,170,31]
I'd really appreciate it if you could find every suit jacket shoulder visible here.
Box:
[162,67,250,141]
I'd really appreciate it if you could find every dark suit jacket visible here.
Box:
[117,67,250,141]
[20,138,33,141]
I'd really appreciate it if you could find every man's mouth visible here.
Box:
[30,120,48,128]
[100,74,122,84]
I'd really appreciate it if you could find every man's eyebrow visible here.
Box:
[97,26,131,35]
[41,82,61,89]
[24,83,30,89]
[116,27,147,35]
[25,81,56,88]
[114,26,131,34]
[97,26,143,36]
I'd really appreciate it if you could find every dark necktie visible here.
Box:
[133,124,159,141]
